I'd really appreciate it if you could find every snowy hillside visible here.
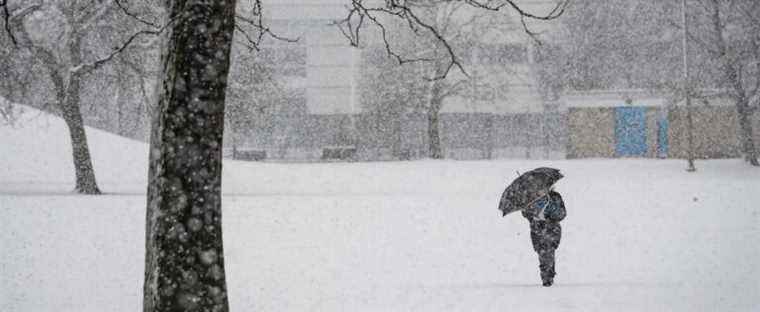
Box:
[1,106,759,311]
[0,105,149,194]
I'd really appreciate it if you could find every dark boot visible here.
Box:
[541,272,554,287]
[542,278,553,287]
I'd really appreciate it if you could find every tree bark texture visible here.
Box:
[61,77,101,194]
[736,99,759,165]
[144,1,237,312]
[15,9,102,194]
[64,34,101,194]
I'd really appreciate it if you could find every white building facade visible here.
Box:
[261,0,560,115]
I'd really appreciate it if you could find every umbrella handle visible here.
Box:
[526,192,551,210]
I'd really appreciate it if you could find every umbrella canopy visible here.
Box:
[498,167,563,217]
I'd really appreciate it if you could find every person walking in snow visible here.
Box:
[521,189,566,287]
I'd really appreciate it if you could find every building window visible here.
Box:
[260,45,307,77]
[477,43,527,65]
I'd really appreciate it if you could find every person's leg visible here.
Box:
[538,248,556,286]
[529,221,552,286]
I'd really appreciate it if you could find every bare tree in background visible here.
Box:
[360,47,427,159]
[413,2,518,159]
[541,0,759,166]
[225,38,306,158]
[336,0,567,79]
[697,0,759,166]
[3,1,162,193]
[342,0,568,159]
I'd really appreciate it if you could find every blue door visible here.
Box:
[615,107,648,157]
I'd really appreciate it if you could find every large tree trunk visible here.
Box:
[427,81,443,159]
[393,110,405,159]
[144,1,237,312]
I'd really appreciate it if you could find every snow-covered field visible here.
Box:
[1,107,759,312]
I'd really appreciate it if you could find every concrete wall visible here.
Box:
[668,106,742,159]
[566,108,615,158]
[565,106,758,160]
[227,107,757,161]
[228,112,566,161]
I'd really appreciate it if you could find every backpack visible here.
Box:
[529,191,566,222]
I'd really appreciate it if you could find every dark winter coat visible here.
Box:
[522,191,566,252]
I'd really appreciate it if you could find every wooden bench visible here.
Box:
[233,149,267,161]
[321,146,357,161]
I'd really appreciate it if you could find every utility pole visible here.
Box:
[682,0,697,172]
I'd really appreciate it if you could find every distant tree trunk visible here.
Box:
[20,14,102,194]
[229,120,238,160]
[390,104,404,159]
[62,75,101,194]
[736,98,759,166]
[725,58,758,166]
[709,1,759,166]
[484,114,494,159]
[144,1,237,312]
[64,33,100,194]
[427,80,443,159]
[115,71,124,136]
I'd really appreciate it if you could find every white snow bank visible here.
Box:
[1,104,759,312]
[0,105,149,194]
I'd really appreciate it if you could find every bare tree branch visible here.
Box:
[230,0,299,52]
[76,6,188,75]
[235,14,299,51]
[335,0,465,80]
[76,27,163,74]
[77,1,116,31]
[667,17,721,56]
[438,76,470,99]
[114,0,161,28]
[1,0,14,45]
[335,0,568,80]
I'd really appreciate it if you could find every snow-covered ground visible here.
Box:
[1,107,759,312]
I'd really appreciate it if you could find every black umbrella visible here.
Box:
[498,167,563,217]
